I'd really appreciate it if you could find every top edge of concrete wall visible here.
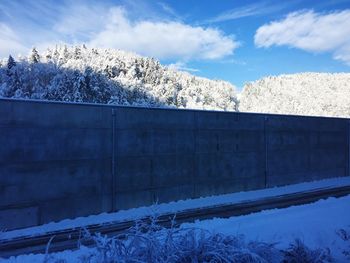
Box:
[1,97,349,121]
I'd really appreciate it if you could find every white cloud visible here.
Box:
[168,61,200,72]
[88,7,238,60]
[0,2,238,61]
[205,2,289,23]
[158,2,180,19]
[0,23,27,58]
[52,4,108,42]
[207,3,267,23]
[255,9,350,64]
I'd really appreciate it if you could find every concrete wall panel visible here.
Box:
[0,100,112,129]
[266,115,348,187]
[0,127,111,163]
[116,107,195,130]
[0,206,38,230]
[0,99,349,230]
[196,112,265,131]
[116,156,153,191]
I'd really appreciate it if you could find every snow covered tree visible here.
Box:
[45,48,52,61]
[7,55,16,71]
[3,55,19,97]
[58,45,69,65]
[239,73,350,118]
[29,47,40,63]
[73,46,81,60]
[0,45,238,110]
[2,45,349,117]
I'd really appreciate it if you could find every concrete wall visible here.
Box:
[0,100,113,230]
[0,99,349,230]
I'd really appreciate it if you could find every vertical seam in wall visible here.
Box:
[264,116,269,188]
[348,120,350,177]
[151,128,156,203]
[307,130,311,172]
[193,112,198,198]
[37,205,42,226]
[111,108,117,211]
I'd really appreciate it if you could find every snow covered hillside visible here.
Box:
[239,73,350,118]
[1,47,350,117]
[0,46,238,111]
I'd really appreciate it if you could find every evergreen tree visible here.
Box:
[59,45,69,65]
[53,47,59,61]
[29,47,40,63]
[73,46,81,60]
[45,48,52,61]
[4,55,19,97]
[7,55,16,70]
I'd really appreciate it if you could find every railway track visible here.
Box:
[2,185,350,258]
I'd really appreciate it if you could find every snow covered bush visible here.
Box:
[0,46,238,111]
[337,228,350,260]
[81,218,282,263]
[9,217,346,262]
[44,216,282,263]
[282,239,333,263]
[239,73,350,118]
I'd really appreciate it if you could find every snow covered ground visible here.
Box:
[1,177,350,241]
[2,191,350,262]
[1,177,350,262]
[183,195,350,261]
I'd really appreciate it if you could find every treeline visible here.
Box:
[1,46,350,117]
[0,45,238,111]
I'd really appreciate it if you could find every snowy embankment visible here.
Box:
[2,189,350,262]
[1,177,350,241]
[183,194,350,261]
[1,177,350,262]
[186,194,350,250]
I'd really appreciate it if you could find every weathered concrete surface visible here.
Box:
[0,100,113,229]
[0,99,349,230]
[266,115,349,187]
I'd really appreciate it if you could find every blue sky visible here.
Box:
[0,0,350,89]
